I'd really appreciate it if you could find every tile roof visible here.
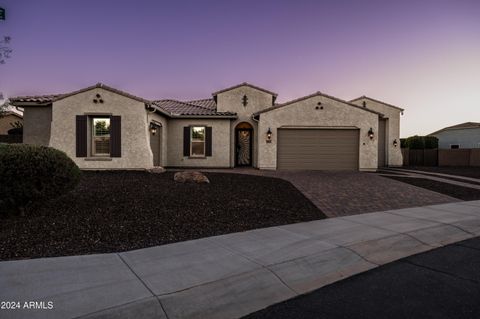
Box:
[186,98,217,110]
[430,122,480,135]
[10,94,62,103]
[10,83,235,118]
[253,91,383,116]
[212,82,278,97]
[153,99,236,117]
[350,95,404,111]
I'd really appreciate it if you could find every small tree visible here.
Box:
[404,135,438,149]
[0,36,12,64]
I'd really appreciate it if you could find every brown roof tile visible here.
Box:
[153,99,236,117]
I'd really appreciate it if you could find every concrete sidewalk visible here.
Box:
[2,201,480,319]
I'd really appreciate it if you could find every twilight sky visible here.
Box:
[1,0,479,137]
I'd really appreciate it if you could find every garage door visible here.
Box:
[277,129,359,170]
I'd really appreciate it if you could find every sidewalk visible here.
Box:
[1,201,480,319]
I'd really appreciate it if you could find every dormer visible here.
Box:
[213,82,277,115]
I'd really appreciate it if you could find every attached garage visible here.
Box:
[277,128,360,170]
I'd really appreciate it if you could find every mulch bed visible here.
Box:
[0,171,325,261]
[406,166,480,179]
[385,176,480,201]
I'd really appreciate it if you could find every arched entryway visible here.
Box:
[235,122,253,167]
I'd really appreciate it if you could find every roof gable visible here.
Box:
[350,96,404,111]
[10,83,151,106]
[212,82,278,97]
[254,91,383,116]
[430,122,480,135]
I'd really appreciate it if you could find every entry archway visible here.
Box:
[235,122,253,167]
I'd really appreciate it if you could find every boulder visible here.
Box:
[174,171,210,184]
[147,167,166,174]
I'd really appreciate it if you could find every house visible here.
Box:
[429,122,480,149]
[0,111,23,134]
[10,82,404,170]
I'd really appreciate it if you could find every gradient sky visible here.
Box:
[1,0,479,137]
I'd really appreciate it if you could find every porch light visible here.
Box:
[150,123,158,135]
[266,128,272,142]
[393,139,398,147]
[368,128,374,139]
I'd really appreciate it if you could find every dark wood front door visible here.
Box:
[235,128,252,166]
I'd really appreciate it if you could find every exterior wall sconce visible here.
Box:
[266,128,272,143]
[150,123,158,135]
[393,139,398,147]
[368,128,374,140]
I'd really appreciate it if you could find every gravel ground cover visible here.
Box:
[0,171,324,261]
[406,166,480,179]
[385,176,480,201]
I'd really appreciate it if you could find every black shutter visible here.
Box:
[183,127,190,156]
[206,127,212,157]
[76,115,87,157]
[110,116,121,157]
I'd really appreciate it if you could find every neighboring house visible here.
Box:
[0,111,23,134]
[429,122,480,149]
[10,83,403,170]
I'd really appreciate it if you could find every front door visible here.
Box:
[235,128,252,166]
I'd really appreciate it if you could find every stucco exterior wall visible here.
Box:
[49,88,153,169]
[0,114,23,135]
[167,118,231,167]
[351,98,403,166]
[216,86,273,168]
[147,112,168,167]
[258,95,379,170]
[432,128,480,149]
[22,106,52,146]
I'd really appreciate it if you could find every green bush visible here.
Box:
[424,136,439,149]
[400,138,407,148]
[0,144,81,215]
[404,135,438,149]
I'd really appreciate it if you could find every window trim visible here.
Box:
[92,117,111,157]
[190,126,206,157]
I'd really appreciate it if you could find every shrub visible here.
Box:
[424,136,439,149]
[405,135,424,149]
[0,144,81,215]
[404,135,438,149]
[400,138,407,148]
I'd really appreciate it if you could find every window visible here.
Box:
[190,126,205,157]
[450,144,460,149]
[92,118,111,156]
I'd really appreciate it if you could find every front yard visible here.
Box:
[0,171,325,261]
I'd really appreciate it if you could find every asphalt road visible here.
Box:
[243,237,480,319]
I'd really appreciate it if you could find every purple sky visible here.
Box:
[1,0,479,137]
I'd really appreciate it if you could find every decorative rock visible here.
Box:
[174,171,210,184]
[147,167,166,174]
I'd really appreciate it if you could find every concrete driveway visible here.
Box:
[198,169,459,217]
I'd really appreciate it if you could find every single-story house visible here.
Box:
[429,122,480,149]
[0,111,23,134]
[10,82,404,170]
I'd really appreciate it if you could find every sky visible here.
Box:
[0,0,479,137]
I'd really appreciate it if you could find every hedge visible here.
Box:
[0,144,81,215]
[404,135,438,149]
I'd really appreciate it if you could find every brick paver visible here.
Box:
[193,169,459,217]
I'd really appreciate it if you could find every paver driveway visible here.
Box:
[197,169,459,217]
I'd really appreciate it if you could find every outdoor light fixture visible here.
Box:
[393,139,398,147]
[150,123,158,135]
[368,128,374,139]
[266,127,272,142]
